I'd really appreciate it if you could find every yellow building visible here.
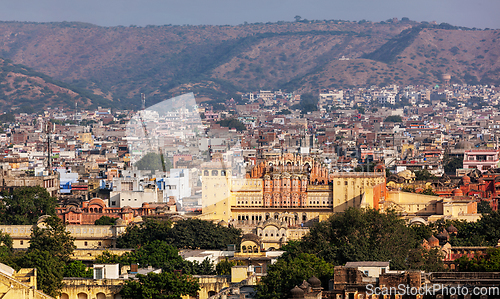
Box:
[382,191,480,223]
[200,154,387,227]
[0,223,127,251]
[77,133,94,147]
[0,263,52,299]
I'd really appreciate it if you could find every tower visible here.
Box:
[141,93,146,110]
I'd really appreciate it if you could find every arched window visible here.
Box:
[221,170,226,176]
[212,170,218,176]
[204,170,209,176]
[242,245,247,253]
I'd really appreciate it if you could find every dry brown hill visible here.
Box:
[0,57,110,112]
[0,20,497,109]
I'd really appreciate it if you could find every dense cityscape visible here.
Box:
[0,80,498,298]
[0,0,499,297]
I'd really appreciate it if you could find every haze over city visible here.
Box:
[1,0,499,28]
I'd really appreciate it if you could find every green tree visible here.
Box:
[120,271,200,299]
[457,248,500,272]
[216,118,246,131]
[135,152,172,172]
[384,115,403,122]
[29,216,76,262]
[478,201,493,214]
[117,218,241,250]
[0,231,13,265]
[410,224,432,241]
[298,208,431,270]
[117,219,173,248]
[131,240,186,272]
[0,186,58,225]
[405,247,446,272]
[443,157,463,174]
[94,216,118,225]
[256,253,334,299]
[215,258,236,275]
[419,187,438,196]
[167,219,241,249]
[414,170,436,181]
[17,249,65,297]
[63,260,93,278]
[291,93,318,114]
[95,250,128,265]
[276,109,291,115]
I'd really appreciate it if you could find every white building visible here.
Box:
[162,168,191,203]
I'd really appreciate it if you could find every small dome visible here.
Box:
[299,280,310,291]
[290,286,304,299]
[462,175,471,182]
[142,202,150,208]
[446,225,458,234]
[452,188,463,197]
[436,229,449,240]
[115,218,127,226]
[218,220,228,227]
[427,235,439,247]
[307,276,321,289]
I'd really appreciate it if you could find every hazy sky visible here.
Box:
[1,0,499,29]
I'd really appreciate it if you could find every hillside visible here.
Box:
[0,57,111,112]
[0,20,498,110]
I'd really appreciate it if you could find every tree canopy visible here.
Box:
[457,248,500,272]
[18,249,65,297]
[63,260,93,278]
[256,208,446,299]
[291,93,318,114]
[0,186,58,225]
[432,212,500,247]
[120,271,200,299]
[95,216,118,225]
[135,152,172,172]
[216,118,246,131]
[97,241,215,275]
[116,218,241,250]
[256,253,334,299]
[384,115,403,122]
[29,216,76,262]
[284,208,444,271]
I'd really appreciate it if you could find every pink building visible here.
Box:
[463,149,500,172]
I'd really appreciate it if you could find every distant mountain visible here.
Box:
[0,20,498,110]
[0,57,111,112]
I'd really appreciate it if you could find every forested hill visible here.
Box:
[0,20,498,110]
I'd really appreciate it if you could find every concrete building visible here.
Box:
[463,149,500,172]
[0,263,52,299]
